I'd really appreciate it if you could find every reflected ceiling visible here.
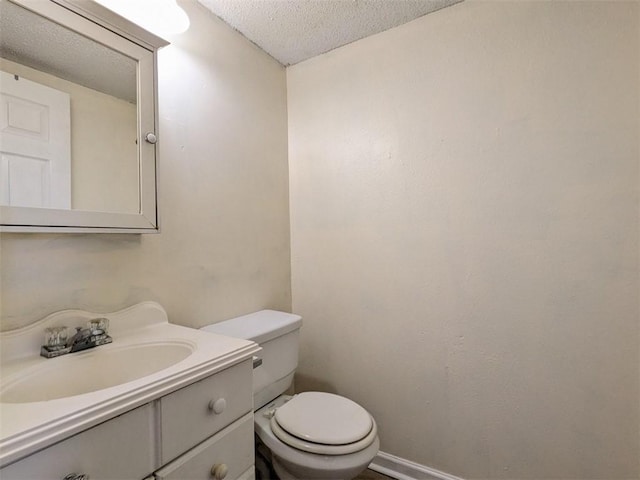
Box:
[0,0,137,103]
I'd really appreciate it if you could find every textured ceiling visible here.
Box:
[0,0,136,103]
[197,0,462,66]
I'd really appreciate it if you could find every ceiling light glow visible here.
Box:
[95,0,190,38]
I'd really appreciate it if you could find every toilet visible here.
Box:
[201,310,379,480]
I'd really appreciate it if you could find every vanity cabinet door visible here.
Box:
[160,360,253,463]
[0,404,155,480]
[154,413,254,480]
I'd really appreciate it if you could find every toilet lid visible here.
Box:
[271,392,377,455]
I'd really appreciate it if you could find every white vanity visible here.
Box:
[0,302,261,480]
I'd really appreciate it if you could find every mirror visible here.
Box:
[0,0,167,232]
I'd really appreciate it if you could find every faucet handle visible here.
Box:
[88,317,109,334]
[44,326,69,350]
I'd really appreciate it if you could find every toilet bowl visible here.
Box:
[255,394,380,480]
[201,310,379,480]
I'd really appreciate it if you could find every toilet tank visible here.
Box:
[201,310,302,409]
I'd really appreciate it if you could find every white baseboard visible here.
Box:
[369,451,465,480]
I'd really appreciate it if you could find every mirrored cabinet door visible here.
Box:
[0,0,167,233]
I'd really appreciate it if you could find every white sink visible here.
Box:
[0,341,193,403]
[0,301,260,467]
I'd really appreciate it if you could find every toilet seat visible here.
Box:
[270,392,378,455]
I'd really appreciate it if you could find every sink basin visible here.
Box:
[0,342,194,403]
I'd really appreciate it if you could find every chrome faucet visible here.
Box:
[41,319,112,358]
[67,326,102,353]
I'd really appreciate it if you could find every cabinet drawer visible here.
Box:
[154,412,254,480]
[0,403,155,480]
[160,360,252,463]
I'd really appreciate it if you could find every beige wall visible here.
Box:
[0,0,291,330]
[288,1,639,479]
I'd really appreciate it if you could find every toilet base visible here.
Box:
[271,458,295,480]
[256,439,371,480]
[272,454,368,480]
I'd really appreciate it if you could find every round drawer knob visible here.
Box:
[144,132,157,144]
[208,397,226,414]
[211,463,228,480]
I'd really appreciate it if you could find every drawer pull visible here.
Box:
[211,463,228,480]
[63,474,89,480]
[208,397,227,414]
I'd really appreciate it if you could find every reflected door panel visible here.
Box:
[0,70,71,208]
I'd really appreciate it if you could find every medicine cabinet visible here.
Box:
[0,0,167,232]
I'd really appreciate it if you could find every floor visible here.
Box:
[355,469,394,480]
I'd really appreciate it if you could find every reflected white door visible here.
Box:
[0,70,71,208]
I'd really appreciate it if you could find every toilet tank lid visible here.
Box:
[200,310,302,344]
